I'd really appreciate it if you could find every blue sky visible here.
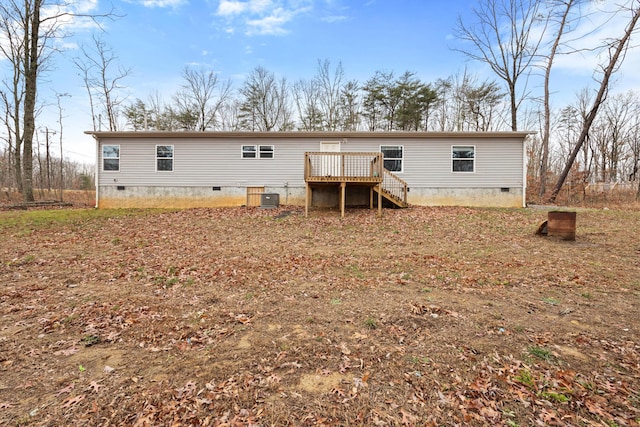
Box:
[18,0,640,163]
[112,0,468,86]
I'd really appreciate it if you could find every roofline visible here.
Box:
[86,130,534,139]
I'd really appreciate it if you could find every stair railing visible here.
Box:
[382,169,408,205]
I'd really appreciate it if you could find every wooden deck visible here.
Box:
[304,152,383,184]
[304,152,408,217]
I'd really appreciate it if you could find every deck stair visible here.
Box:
[304,151,409,216]
[375,169,409,208]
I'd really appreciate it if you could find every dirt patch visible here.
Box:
[299,373,345,393]
[0,206,639,425]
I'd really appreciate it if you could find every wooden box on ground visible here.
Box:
[547,211,576,241]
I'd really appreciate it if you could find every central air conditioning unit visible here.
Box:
[260,193,280,209]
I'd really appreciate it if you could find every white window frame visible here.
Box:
[156,145,174,172]
[380,145,404,173]
[242,145,274,159]
[259,145,274,158]
[102,145,120,172]
[451,145,475,173]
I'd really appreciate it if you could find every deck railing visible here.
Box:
[304,152,383,183]
[382,169,408,206]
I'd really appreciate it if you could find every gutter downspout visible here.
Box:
[522,136,527,208]
[93,134,99,208]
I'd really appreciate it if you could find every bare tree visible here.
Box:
[0,0,115,201]
[590,92,633,182]
[454,0,543,131]
[338,80,361,131]
[175,66,232,131]
[313,59,344,131]
[549,3,640,202]
[0,89,18,191]
[0,0,37,198]
[238,66,293,131]
[55,93,69,200]
[292,79,322,131]
[450,70,505,131]
[218,99,243,131]
[74,35,130,131]
[538,0,584,196]
[432,78,453,131]
[628,104,640,199]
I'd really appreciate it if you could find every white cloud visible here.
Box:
[36,2,103,40]
[59,41,80,50]
[522,0,640,106]
[73,0,100,14]
[217,0,273,16]
[246,7,294,35]
[217,0,248,15]
[140,0,187,8]
[547,0,640,75]
[215,0,312,36]
[320,15,347,23]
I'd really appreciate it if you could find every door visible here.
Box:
[246,186,265,207]
[320,141,341,177]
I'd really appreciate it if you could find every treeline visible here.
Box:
[121,62,506,134]
[2,0,639,203]
[118,59,640,199]
[527,89,640,195]
[0,148,94,194]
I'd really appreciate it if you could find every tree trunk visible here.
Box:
[21,0,42,202]
[13,138,22,194]
[509,82,517,131]
[549,5,640,203]
[540,0,574,197]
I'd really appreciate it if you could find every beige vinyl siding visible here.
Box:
[307,136,524,188]
[403,137,523,187]
[98,137,309,187]
[97,133,525,189]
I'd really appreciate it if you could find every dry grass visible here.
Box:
[0,205,639,426]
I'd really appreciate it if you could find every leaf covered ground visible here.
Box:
[0,205,639,426]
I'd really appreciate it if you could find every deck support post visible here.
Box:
[369,187,374,210]
[377,185,382,217]
[305,183,310,217]
[340,182,346,218]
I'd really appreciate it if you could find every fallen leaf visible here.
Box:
[54,347,79,356]
[56,383,75,396]
[340,342,351,355]
[87,381,104,393]
[234,313,252,324]
[61,394,85,409]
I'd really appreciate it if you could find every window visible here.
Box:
[381,145,403,172]
[242,145,256,158]
[242,145,274,159]
[259,145,274,158]
[452,146,475,172]
[156,145,174,171]
[102,145,120,171]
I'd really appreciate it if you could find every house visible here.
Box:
[87,131,530,214]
